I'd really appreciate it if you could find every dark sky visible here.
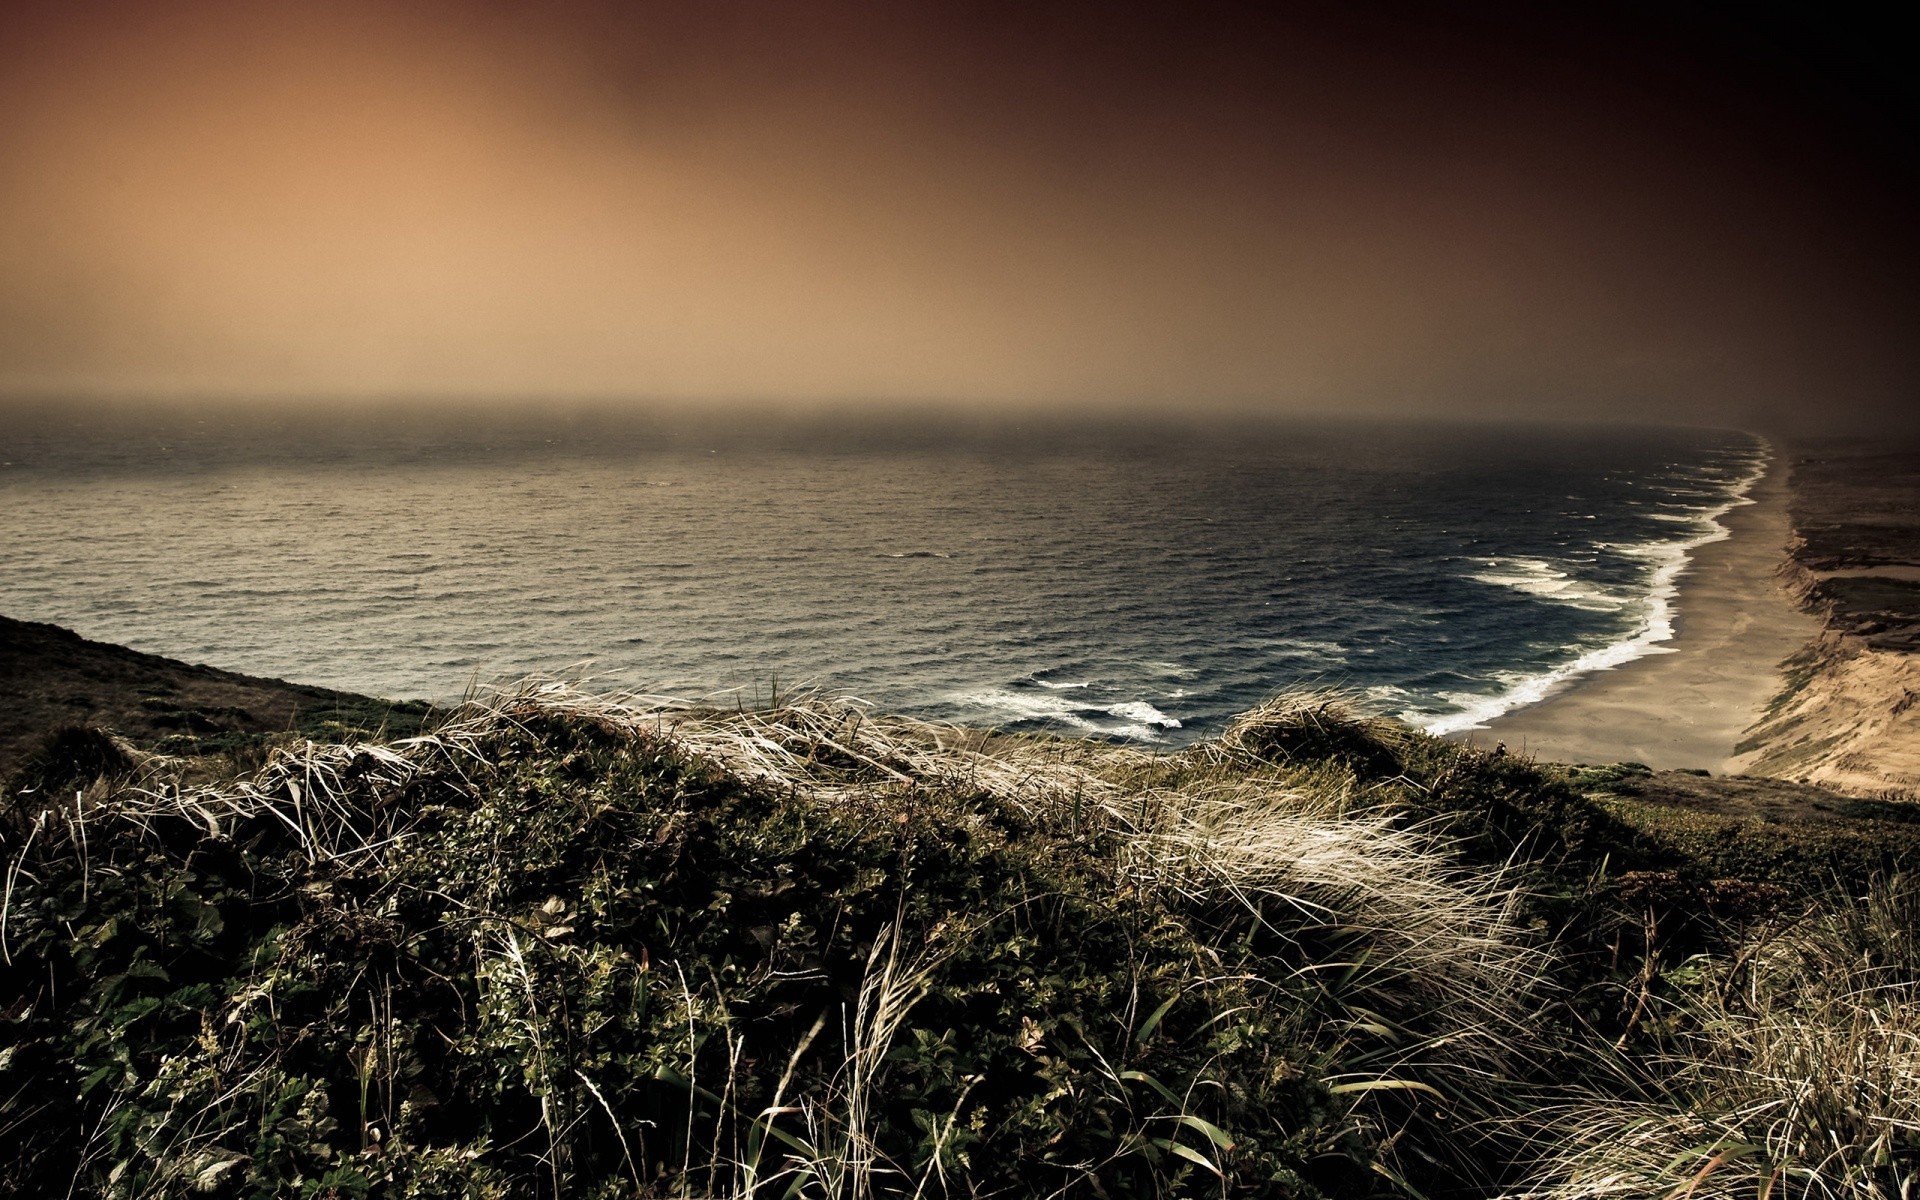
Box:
[1,0,1914,431]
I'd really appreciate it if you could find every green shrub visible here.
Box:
[0,687,1554,1200]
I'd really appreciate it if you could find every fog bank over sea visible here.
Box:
[0,408,1762,742]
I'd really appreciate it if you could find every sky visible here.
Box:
[2,1,1916,432]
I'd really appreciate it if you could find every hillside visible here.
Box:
[3,654,1915,1197]
[0,615,431,778]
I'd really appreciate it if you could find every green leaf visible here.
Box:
[1118,1069,1182,1107]
[1326,1078,1446,1099]
[1151,1138,1224,1179]
[124,959,171,984]
[80,1064,120,1097]
[1134,992,1180,1045]
[1172,1113,1234,1150]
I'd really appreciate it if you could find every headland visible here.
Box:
[0,614,432,778]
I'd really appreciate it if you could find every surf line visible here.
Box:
[1416,435,1771,736]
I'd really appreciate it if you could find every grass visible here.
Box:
[1,687,1914,1198]
[1510,874,1920,1198]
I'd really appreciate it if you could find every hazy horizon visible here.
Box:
[4,1,1917,434]
[0,394,1808,451]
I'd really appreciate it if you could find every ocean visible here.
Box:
[0,407,1764,743]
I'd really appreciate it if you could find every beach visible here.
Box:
[1464,453,1820,771]
[1735,440,1920,794]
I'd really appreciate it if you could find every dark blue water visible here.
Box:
[0,407,1764,741]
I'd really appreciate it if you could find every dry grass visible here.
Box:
[14,682,1910,1198]
[4,681,1567,1197]
[1507,876,1920,1199]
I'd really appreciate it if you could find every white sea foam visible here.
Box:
[951,687,1182,742]
[1105,701,1182,729]
[1271,637,1347,657]
[1414,438,1770,736]
[1467,557,1634,612]
[950,687,1094,729]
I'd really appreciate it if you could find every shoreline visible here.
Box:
[1456,447,1820,771]
[1733,439,1920,795]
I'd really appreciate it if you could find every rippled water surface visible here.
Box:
[0,410,1761,741]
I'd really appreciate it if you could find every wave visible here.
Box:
[1105,701,1183,730]
[1415,436,1770,736]
[1268,637,1347,658]
[952,686,1184,742]
[1466,557,1635,612]
[1022,673,1090,690]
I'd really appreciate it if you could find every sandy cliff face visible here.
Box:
[1736,631,1920,797]
[1734,445,1920,798]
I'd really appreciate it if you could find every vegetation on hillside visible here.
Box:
[0,613,435,779]
[2,688,1914,1198]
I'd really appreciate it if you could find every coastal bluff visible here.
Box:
[3,670,1915,1197]
[0,614,429,778]
[1736,440,1920,797]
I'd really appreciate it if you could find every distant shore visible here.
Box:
[1460,450,1820,771]
[1734,440,1920,795]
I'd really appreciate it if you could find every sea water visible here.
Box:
[0,408,1764,743]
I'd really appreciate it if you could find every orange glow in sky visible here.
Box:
[2,1,1915,430]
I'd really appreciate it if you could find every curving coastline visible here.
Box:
[1457,447,1821,770]
[1420,440,1773,739]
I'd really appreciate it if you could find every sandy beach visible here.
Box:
[1461,454,1820,770]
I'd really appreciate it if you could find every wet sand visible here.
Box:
[1460,456,1820,770]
